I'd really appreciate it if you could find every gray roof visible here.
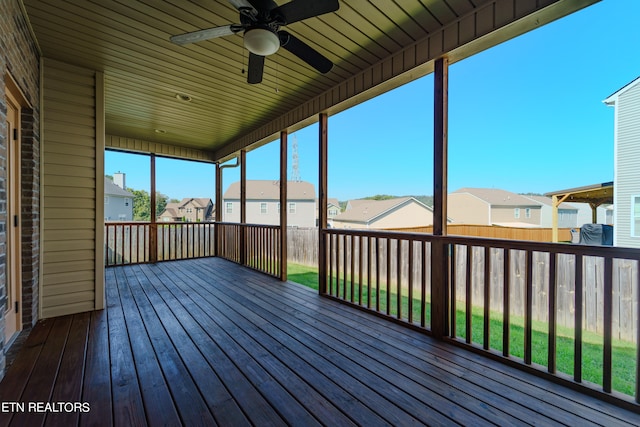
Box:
[224,180,315,201]
[452,188,541,207]
[104,177,134,197]
[334,197,431,223]
[523,195,577,210]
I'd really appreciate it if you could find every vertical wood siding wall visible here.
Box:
[614,82,640,248]
[42,59,101,318]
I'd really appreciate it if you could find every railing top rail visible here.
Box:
[322,228,640,260]
[216,222,281,230]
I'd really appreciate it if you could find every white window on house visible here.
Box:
[186,208,193,213]
[329,208,338,217]
[633,196,640,237]
[118,214,126,220]
[226,202,233,214]
[525,208,531,219]
[104,196,109,205]
[260,202,268,214]
[514,208,520,219]
[277,202,280,213]
[289,202,296,214]
[124,197,130,207]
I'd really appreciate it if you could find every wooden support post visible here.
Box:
[551,195,559,243]
[150,153,158,263]
[280,131,288,281]
[240,150,247,266]
[431,56,449,339]
[318,113,329,295]
[215,162,222,257]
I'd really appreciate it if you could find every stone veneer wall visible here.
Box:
[0,0,41,379]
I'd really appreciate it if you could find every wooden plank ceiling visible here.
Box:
[22,0,596,161]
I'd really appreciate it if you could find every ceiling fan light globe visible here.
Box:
[244,28,280,56]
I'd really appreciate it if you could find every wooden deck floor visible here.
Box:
[1,258,639,426]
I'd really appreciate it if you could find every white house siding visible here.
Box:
[224,199,316,227]
[104,196,132,220]
[612,81,640,248]
[42,59,104,317]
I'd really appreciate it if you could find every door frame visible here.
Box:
[4,77,24,345]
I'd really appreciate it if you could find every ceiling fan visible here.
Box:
[170,0,339,84]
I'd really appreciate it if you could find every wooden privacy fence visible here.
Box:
[391,224,574,242]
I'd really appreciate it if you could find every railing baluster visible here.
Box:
[343,234,348,300]
[358,235,363,306]
[386,238,391,316]
[548,252,557,373]
[603,256,613,393]
[350,234,355,303]
[367,236,372,309]
[525,250,533,365]
[465,245,472,344]
[408,239,414,324]
[575,254,583,383]
[483,246,490,351]
[328,232,334,296]
[450,244,456,337]
[503,248,510,357]
[375,237,380,312]
[397,238,402,320]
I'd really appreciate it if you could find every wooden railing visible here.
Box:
[216,222,281,278]
[105,222,216,266]
[105,222,151,266]
[321,228,640,408]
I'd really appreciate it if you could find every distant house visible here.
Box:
[331,197,433,229]
[604,76,640,248]
[104,176,133,221]
[522,195,578,228]
[159,198,214,222]
[223,180,316,227]
[316,197,341,226]
[448,188,542,227]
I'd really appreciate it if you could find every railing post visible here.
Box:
[240,150,247,266]
[431,56,449,339]
[318,112,329,295]
[150,153,158,263]
[215,162,222,257]
[280,131,288,281]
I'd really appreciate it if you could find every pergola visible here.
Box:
[545,181,614,242]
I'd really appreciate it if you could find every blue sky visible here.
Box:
[106,0,640,202]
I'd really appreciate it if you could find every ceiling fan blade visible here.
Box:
[247,53,265,84]
[279,31,332,74]
[272,0,339,25]
[228,0,258,19]
[170,25,241,45]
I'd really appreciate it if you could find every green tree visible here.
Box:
[132,189,169,221]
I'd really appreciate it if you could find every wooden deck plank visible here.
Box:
[129,266,262,426]
[177,259,526,426]
[1,258,639,427]
[203,261,585,426]
[132,267,288,426]
[160,261,474,426]
[106,267,148,427]
[142,264,323,426]
[112,267,184,426]
[148,263,380,427]
[79,310,113,427]
[44,312,90,427]
[9,316,72,427]
[0,319,54,427]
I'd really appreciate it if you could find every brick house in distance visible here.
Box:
[159,198,214,222]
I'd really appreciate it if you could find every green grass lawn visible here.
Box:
[287,262,638,397]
